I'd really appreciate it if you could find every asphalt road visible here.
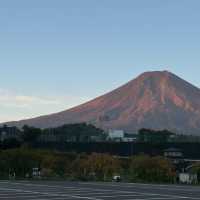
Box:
[0,181,199,199]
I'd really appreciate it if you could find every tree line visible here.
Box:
[1,124,200,150]
[0,123,106,148]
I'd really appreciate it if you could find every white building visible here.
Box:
[179,173,198,184]
[108,130,124,141]
[122,137,137,142]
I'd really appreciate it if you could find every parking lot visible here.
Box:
[0,181,199,199]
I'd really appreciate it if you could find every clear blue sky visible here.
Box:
[0,0,200,122]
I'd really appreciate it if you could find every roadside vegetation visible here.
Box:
[0,148,179,183]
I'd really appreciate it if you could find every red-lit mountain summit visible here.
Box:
[6,71,200,135]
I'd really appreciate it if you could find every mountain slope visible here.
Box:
[4,71,200,135]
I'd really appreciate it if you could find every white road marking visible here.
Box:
[95,194,146,198]
[133,198,175,200]
[79,182,200,198]
[80,181,200,192]
[0,187,103,200]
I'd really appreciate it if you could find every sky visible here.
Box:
[1,0,200,122]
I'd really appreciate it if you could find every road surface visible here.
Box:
[0,181,199,199]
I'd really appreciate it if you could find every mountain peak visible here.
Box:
[138,70,174,79]
[125,70,176,93]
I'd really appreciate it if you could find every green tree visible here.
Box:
[72,153,121,181]
[0,148,41,178]
[21,125,41,146]
[129,155,175,183]
[138,129,175,143]
[190,163,200,183]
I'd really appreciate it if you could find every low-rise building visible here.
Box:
[122,133,137,142]
[108,130,124,141]
[179,173,198,184]
[107,130,138,142]
[164,148,183,161]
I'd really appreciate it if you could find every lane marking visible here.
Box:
[95,194,146,198]
[133,198,176,200]
[80,181,200,193]
[0,187,102,200]
[80,181,200,192]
